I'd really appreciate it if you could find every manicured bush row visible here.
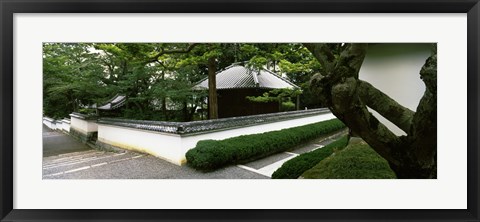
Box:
[300,142,397,179]
[271,136,349,179]
[186,118,346,171]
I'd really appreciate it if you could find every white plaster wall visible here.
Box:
[86,121,98,132]
[97,124,183,165]
[97,112,336,165]
[359,43,432,135]
[42,117,55,129]
[61,120,70,133]
[54,121,62,130]
[180,113,336,154]
[70,116,98,134]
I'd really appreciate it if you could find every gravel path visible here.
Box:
[43,125,346,179]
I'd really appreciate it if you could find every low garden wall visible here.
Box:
[61,118,70,133]
[43,117,56,130]
[96,108,336,165]
[69,112,98,143]
[43,117,70,132]
[54,120,62,130]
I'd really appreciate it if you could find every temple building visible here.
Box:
[194,64,300,118]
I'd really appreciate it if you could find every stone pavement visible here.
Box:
[43,149,269,179]
[43,125,91,157]
[43,125,346,179]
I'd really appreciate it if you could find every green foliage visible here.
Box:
[271,136,349,179]
[281,101,296,111]
[43,43,108,118]
[78,108,96,115]
[246,56,268,70]
[247,88,302,112]
[185,119,346,171]
[301,142,397,179]
[43,43,325,120]
[234,43,323,109]
[247,88,302,103]
[298,82,325,109]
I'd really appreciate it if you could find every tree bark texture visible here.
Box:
[207,56,218,119]
[304,43,437,178]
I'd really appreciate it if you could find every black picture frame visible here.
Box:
[1,0,479,221]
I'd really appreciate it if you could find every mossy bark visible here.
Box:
[304,43,437,178]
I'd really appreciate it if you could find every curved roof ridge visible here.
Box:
[192,63,241,87]
[193,63,300,90]
[98,94,127,110]
[260,67,299,89]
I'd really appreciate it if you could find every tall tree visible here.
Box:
[303,43,437,179]
[43,43,333,121]
[92,43,200,121]
[239,43,323,109]
[175,43,237,119]
[207,55,218,119]
[43,43,106,118]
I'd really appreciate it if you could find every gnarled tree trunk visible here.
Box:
[303,43,437,179]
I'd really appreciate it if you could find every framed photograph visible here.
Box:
[1,0,479,221]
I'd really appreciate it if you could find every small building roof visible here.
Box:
[193,64,299,90]
[97,94,126,110]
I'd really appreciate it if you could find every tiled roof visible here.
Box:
[194,64,299,90]
[97,94,126,110]
[97,108,331,135]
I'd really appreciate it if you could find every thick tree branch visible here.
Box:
[146,43,199,64]
[408,49,437,175]
[306,43,367,107]
[155,60,173,70]
[335,43,368,79]
[306,43,437,178]
[329,77,401,165]
[357,80,415,134]
[307,43,401,164]
[302,43,336,72]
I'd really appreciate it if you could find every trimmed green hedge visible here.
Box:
[271,136,349,179]
[301,142,397,179]
[186,118,346,171]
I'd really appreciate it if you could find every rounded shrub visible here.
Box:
[186,118,346,171]
[301,142,397,179]
[271,136,348,179]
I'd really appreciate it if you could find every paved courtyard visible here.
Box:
[43,126,346,179]
[43,125,91,157]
